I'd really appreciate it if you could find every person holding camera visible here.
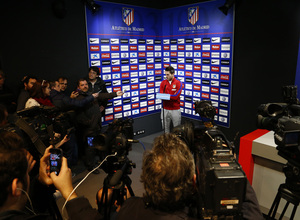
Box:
[159,66,183,133]
[0,130,103,220]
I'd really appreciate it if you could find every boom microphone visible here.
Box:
[109,162,128,186]
[109,170,123,186]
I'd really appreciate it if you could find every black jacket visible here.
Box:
[16,89,30,112]
[66,197,103,220]
[0,210,50,220]
[49,90,94,111]
[117,197,197,220]
[75,91,117,137]
[117,180,264,220]
[0,197,101,220]
[87,77,108,108]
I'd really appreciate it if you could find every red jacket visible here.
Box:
[159,77,183,110]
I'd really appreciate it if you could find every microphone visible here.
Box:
[109,162,128,186]
[109,170,124,186]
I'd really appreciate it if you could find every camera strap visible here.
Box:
[15,117,47,155]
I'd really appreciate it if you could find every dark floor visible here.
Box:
[56,131,163,216]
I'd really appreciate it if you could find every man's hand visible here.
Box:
[70,91,79,99]
[116,91,124,96]
[92,93,99,98]
[50,157,78,201]
[55,135,70,148]
[38,146,54,186]
[54,132,61,139]
[99,105,105,112]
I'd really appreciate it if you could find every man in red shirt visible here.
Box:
[159,66,183,133]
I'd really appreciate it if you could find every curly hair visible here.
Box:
[141,133,195,212]
[0,131,28,207]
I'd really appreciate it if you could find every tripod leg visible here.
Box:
[126,184,135,197]
[278,201,289,220]
[103,187,108,219]
[123,175,135,197]
[272,198,281,219]
[268,191,281,219]
[290,205,298,220]
[97,185,111,220]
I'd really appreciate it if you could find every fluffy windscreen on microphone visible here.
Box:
[109,170,124,187]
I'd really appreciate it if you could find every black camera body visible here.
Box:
[87,118,135,175]
[173,100,246,219]
[257,85,300,191]
[193,126,246,219]
[8,106,75,157]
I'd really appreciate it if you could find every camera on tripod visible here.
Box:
[257,85,300,219]
[257,85,300,190]
[86,118,137,174]
[92,118,137,219]
[172,100,247,219]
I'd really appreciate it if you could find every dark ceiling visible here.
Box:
[99,0,213,9]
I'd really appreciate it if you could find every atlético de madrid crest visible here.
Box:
[123,8,134,26]
[188,6,199,25]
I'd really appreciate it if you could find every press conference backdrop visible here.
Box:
[85,0,234,127]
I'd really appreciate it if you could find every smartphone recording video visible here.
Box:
[50,148,63,175]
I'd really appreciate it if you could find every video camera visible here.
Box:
[1,106,75,159]
[17,106,75,136]
[257,85,300,191]
[93,118,137,219]
[172,100,246,219]
[86,118,137,174]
